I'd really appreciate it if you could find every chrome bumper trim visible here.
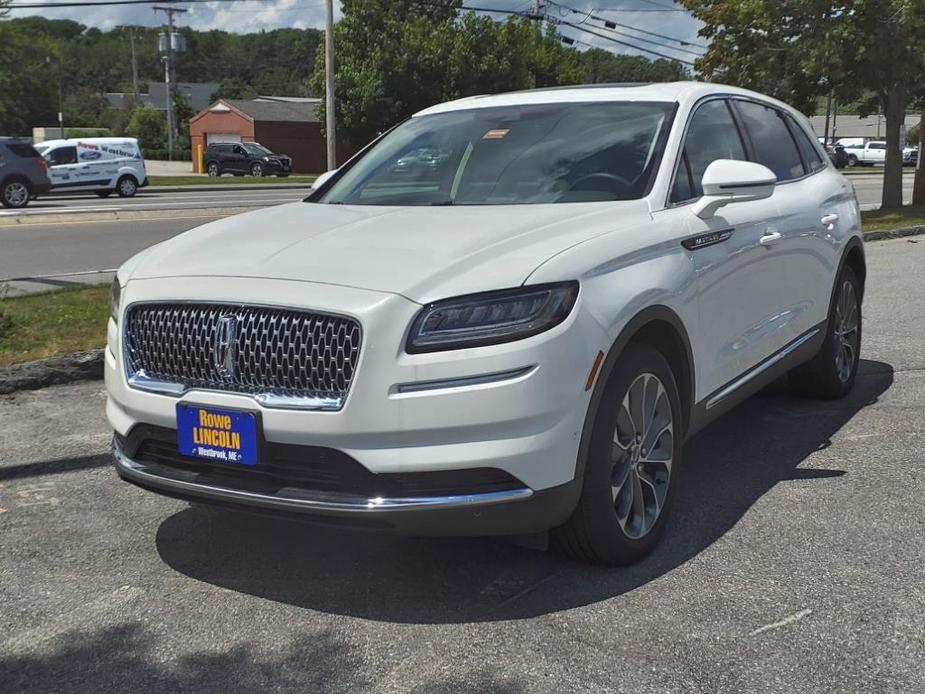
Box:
[112,439,533,513]
[127,372,344,411]
[392,365,536,395]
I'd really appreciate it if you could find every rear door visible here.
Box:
[670,98,791,398]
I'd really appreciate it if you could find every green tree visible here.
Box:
[309,1,585,146]
[681,0,925,209]
[126,104,166,150]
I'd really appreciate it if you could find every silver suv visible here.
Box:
[0,138,52,209]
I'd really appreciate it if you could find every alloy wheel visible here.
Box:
[610,372,674,539]
[119,178,137,196]
[4,181,28,207]
[834,279,859,383]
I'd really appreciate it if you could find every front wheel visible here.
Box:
[789,266,861,399]
[116,176,138,197]
[847,154,859,167]
[1,178,31,209]
[250,162,264,177]
[552,343,682,565]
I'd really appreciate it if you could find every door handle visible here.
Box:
[821,213,839,227]
[759,231,782,247]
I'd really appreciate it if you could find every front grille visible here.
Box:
[124,302,361,406]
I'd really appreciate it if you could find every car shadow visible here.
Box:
[156,359,893,624]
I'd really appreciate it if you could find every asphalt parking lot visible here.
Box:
[2,238,923,693]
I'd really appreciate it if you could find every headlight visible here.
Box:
[406,281,579,353]
[109,277,122,324]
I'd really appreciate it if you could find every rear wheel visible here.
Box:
[206,162,221,177]
[552,343,682,565]
[1,178,31,209]
[116,175,138,197]
[789,265,861,399]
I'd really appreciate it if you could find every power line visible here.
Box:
[549,0,707,49]
[563,15,705,56]
[558,19,695,64]
[7,0,261,8]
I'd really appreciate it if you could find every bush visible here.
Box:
[65,127,112,138]
[142,148,192,162]
[126,105,166,151]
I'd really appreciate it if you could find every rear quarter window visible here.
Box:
[5,143,41,158]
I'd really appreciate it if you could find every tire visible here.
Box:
[250,162,264,177]
[96,190,112,198]
[847,154,859,167]
[206,162,221,177]
[1,178,31,209]
[116,175,138,197]
[552,343,683,565]
[788,265,861,399]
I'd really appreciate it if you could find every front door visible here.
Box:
[667,98,793,400]
[45,146,90,191]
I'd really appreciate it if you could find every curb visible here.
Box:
[0,207,258,226]
[863,225,925,241]
[0,350,103,395]
[146,183,313,193]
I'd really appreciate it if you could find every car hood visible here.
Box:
[128,200,651,303]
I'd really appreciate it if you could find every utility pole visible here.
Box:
[823,91,833,146]
[128,28,139,101]
[154,5,187,160]
[324,0,336,170]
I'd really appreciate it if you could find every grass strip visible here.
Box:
[0,285,109,368]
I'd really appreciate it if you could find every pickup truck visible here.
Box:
[840,140,886,167]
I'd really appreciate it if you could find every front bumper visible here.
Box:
[106,276,606,533]
[113,435,580,535]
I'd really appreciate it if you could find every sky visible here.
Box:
[5,0,705,65]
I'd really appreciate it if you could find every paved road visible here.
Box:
[1,238,923,693]
[0,172,916,295]
[847,171,915,208]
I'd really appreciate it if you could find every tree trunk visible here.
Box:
[913,109,925,207]
[881,86,907,209]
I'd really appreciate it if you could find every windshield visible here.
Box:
[243,142,271,155]
[35,145,49,155]
[319,101,674,206]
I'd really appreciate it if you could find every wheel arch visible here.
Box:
[572,305,695,484]
[840,236,866,300]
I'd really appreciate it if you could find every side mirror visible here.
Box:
[692,159,777,219]
[311,169,338,190]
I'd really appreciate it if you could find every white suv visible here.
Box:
[107,82,864,565]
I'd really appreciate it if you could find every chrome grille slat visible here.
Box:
[124,303,361,409]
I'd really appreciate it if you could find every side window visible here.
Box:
[786,113,825,172]
[46,146,78,166]
[233,145,246,155]
[671,99,747,203]
[869,142,886,150]
[734,101,805,181]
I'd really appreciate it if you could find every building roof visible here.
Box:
[148,82,219,111]
[809,113,920,139]
[223,99,321,123]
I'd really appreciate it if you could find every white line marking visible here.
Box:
[750,608,812,636]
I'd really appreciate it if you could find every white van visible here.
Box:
[35,138,148,198]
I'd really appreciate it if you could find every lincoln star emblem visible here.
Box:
[213,315,238,378]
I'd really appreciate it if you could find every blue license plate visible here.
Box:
[176,404,258,466]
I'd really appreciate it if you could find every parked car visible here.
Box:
[34,138,147,198]
[0,137,52,208]
[204,142,291,177]
[108,83,864,565]
[840,140,886,167]
[826,143,848,168]
[903,146,919,166]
